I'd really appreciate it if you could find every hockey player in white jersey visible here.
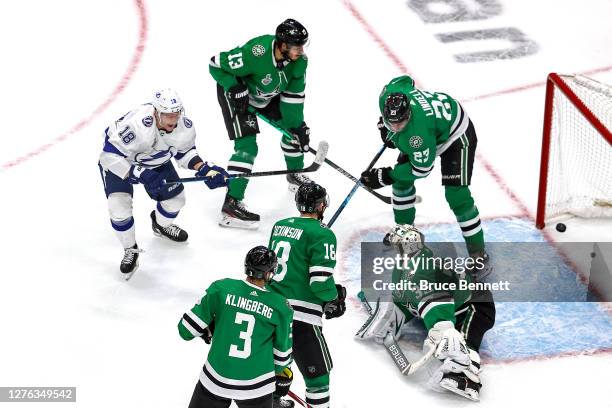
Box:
[98,89,229,279]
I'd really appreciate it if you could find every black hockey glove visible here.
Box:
[378,116,396,148]
[201,321,215,344]
[274,367,293,397]
[324,284,347,319]
[289,122,310,152]
[227,84,250,115]
[360,167,393,190]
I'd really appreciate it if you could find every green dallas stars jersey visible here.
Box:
[209,34,307,130]
[178,278,293,400]
[267,217,338,326]
[391,246,472,330]
[379,75,470,183]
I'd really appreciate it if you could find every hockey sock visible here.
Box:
[281,133,304,170]
[304,374,330,408]
[444,186,485,254]
[227,136,258,201]
[392,182,417,224]
[111,217,136,248]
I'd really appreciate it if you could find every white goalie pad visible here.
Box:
[355,298,406,342]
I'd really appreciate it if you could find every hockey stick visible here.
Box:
[357,291,435,375]
[252,110,394,204]
[326,143,387,227]
[163,141,328,185]
[287,390,309,408]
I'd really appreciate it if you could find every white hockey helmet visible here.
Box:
[386,224,424,255]
[152,88,183,114]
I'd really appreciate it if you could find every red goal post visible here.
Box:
[536,73,612,229]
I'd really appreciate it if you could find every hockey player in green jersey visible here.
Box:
[360,76,490,279]
[179,246,294,408]
[355,224,496,401]
[210,18,313,229]
[267,183,347,408]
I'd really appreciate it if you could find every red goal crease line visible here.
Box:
[0,0,148,173]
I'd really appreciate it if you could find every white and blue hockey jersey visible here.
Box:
[99,104,201,179]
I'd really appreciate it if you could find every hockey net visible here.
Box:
[536,73,612,229]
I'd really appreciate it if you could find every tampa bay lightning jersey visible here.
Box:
[99,104,200,178]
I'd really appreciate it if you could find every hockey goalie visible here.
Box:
[355,224,496,401]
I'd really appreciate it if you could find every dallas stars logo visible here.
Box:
[409,135,423,148]
[245,118,257,128]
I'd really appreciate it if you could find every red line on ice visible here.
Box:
[0,0,148,172]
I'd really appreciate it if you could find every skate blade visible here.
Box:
[439,380,480,402]
[218,214,259,230]
[122,261,139,281]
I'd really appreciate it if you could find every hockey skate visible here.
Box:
[219,194,260,230]
[439,371,481,402]
[286,173,313,193]
[120,244,142,281]
[150,211,188,242]
[273,396,295,408]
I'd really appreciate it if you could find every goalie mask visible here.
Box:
[386,224,424,256]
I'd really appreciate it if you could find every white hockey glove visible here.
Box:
[355,299,406,343]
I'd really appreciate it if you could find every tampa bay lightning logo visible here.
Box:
[183,117,193,128]
[142,116,154,127]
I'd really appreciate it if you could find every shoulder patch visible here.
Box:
[183,117,193,128]
[252,44,266,57]
[142,116,154,127]
[409,135,423,148]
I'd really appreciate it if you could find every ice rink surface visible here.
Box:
[1,0,611,407]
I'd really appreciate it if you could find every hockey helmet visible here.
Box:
[295,182,329,214]
[152,88,183,114]
[383,92,411,132]
[276,19,309,47]
[244,246,278,282]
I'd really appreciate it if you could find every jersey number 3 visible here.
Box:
[229,312,255,359]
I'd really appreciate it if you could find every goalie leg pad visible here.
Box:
[355,298,406,342]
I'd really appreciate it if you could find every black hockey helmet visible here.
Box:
[276,18,309,46]
[383,92,411,129]
[296,182,329,214]
[244,246,278,282]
